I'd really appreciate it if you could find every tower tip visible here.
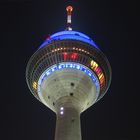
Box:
[66,5,73,12]
[66,6,73,30]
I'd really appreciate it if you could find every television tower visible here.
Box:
[26,6,111,140]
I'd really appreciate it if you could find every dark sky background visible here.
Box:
[0,0,139,140]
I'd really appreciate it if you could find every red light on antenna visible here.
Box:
[66,6,73,12]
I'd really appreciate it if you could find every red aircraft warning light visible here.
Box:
[66,5,73,12]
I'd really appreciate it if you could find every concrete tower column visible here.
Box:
[55,106,81,140]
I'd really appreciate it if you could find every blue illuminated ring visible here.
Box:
[38,62,100,94]
[39,31,99,49]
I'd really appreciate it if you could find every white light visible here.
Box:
[76,65,80,70]
[70,64,73,68]
[68,27,72,31]
[46,71,50,76]
[38,79,41,85]
[51,68,55,72]
[60,107,64,110]
[67,15,71,23]
[60,111,64,115]
[88,72,92,76]
[58,65,62,69]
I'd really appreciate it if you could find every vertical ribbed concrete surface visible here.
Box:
[55,107,81,140]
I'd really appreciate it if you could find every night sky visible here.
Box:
[0,0,139,140]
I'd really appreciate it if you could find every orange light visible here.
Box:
[100,75,105,85]
[90,60,98,70]
[90,60,105,88]
[33,81,37,90]
[66,6,73,12]
[99,73,103,80]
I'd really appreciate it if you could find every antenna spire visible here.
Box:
[66,5,73,31]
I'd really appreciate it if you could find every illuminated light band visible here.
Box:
[39,31,98,49]
[51,47,90,54]
[72,48,89,54]
[33,81,37,90]
[90,60,105,88]
[37,62,100,96]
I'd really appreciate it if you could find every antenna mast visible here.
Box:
[66,6,73,30]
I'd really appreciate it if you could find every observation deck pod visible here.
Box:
[26,30,111,113]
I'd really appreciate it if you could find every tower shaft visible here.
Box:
[55,106,81,140]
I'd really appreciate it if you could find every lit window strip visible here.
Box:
[90,60,105,87]
[51,47,90,54]
[33,81,37,90]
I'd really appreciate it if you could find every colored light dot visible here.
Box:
[66,6,73,12]
[60,111,64,115]
[60,107,64,110]
[33,81,37,90]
